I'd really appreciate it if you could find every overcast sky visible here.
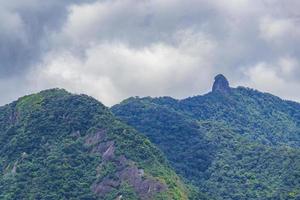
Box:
[1,0,300,106]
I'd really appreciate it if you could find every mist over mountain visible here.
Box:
[112,74,300,199]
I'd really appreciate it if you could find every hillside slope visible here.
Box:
[112,74,300,200]
[0,89,195,200]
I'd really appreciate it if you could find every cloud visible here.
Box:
[0,0,95,76]
[242,56,300,101]
[0,0,300,106]
[30,30,216,105]
[259,16,300,42]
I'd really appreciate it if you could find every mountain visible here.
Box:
[112,74,300,200]
[0,89,197,200]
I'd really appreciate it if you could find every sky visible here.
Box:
[1,0,300,106]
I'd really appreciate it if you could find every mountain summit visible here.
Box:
[212,74,230,93]
[0,89,192,200]
[112,81,300,200]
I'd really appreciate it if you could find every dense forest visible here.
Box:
[0,89,201,200]
[112,75,300,200]
[0,75,299,199]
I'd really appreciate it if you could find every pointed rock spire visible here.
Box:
[212,74,231,93]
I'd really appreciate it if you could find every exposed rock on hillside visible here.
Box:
[212,74,231,93]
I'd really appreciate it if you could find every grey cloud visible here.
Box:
[0,0,300,106]
[0,0,95,76]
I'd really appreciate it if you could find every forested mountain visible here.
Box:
[1,75,299,200]
[112,74,300,200]
[0,89,198,200]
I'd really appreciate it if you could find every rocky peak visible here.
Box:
[212,74,231,93]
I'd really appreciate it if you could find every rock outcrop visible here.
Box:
[212,74,231,94]
[86,130,167,199]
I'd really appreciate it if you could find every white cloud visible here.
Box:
[259,16,300,42]
[30,30,216,106]
[242,56,300,101]
[278,56,298,76]
[244,62,285,90]
[1,0,300,105]
[213,0,258,15]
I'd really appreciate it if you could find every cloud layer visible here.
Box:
[1,0,300,106]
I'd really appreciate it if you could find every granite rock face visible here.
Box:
[212,74,231,94]
[86,130,167,199]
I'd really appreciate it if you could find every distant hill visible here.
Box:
[112,74,300,200]
[0,89,196,200]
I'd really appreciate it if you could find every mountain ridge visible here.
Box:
[0,88,198,200]
[112,74,300,199]
[1,75,300,199]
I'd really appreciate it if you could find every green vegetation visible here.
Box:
[0,89,192,200]
[112,87,300,200]
[2,79,299,199]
